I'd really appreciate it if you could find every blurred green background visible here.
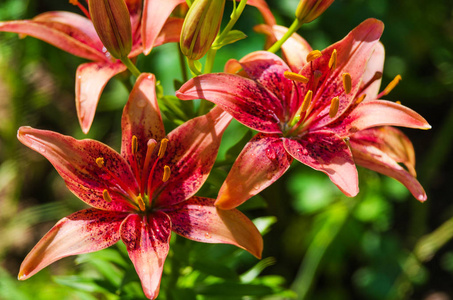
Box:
[0,0,452,299]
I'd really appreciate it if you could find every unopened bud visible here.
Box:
[180,0,226,60]
[295,0,335,24]
[88,0,132,59]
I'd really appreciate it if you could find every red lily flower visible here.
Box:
[17,73,262,299]
[176,19,430,209]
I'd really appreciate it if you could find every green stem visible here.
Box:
[267,18,302,53]
[215,0,248,45]
[188,59,202,76]
[120,56,141,78]
[204,48,217,74]
[178,44,189,83]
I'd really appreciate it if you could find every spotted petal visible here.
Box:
[120,212,171,300]
[121,73,166,171]
[283,130,359,197]
[18,209,126,280]
[216,133,293,209]
[76,61,127,134]
[330,100,431,137]
[177,73,283,133]
[154,106,232,207]
[350,129,426,201]
[0,12,106,62]
[302,19,384,128]
[17,127,138,211]
[165,196,263,258]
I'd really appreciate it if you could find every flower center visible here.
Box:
[96,136,171,212]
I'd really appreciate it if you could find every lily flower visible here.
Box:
[0,0,184,133]
[17,73,262,300]
[176,19,430,209]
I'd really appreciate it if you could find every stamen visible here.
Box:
[381,75,402,96]
[136,195,146,211]
[96,157,105,168]
[300,90,313,113]
[284,71,309,84]
[312,70,323,92]
[329,96,339,118]
[141,139,157,193]
[396,100,401,105]
[102,189,112,202]
[158,138,169,158]
[328,49,337,70]
[131,135,138,154]
[306,50,322,63]
[342,73,352,94]
[69,0,78,4]
[69,0,90,19]
[356,94,366,104]
[162,165,171,182]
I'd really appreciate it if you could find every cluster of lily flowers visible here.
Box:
[0,0,430,298]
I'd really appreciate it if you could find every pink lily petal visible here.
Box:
[120,212,171,300]
[142,0,185,55]
[237,51,293,115]
[216,133,293,209]
[283,130,359,197]
[18,208,126,280]
[76,61,127,134]
[165,196,263,258]
[330,99,431,137]
[302,19,384,128]
[254,24,312,72]
[351,127,417,176]
[0,12,106,62]
[350,135,427,201]
[176,73,283,133]
[361,42,385,101]
[153,17,184,47]
[17,127,138,211]
[244,0,276,25]
[121,73,166,170]
[154,107,232,207]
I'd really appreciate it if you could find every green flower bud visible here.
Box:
[88,0,132,59]
[295,0,335,24]
[180,0,226,60]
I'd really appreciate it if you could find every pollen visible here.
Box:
[342,73,352,94]
[382,74,402,96]
[136,195,146,211]
[301,90,313,113]
[396,100,401,105]
[158,138,169,158]
[284,71,309,83]
[306,50,322,63]
[131,135,138,154]
[69,0,78,4]
[329,96,339,118]
[96,157,105,168]
[328,49,337,70]
[102,189,112,202]
[162,165,171,182]
[356,94,366,104]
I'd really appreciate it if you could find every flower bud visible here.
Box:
[88,0,132,59]
[180,0,226,60]
[295,0,335,24]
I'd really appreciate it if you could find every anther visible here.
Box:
[131,135,138,154]
[162,165,171,182]
[356,94,366,104]
[284,71,309,83]
[69,0,78,4]
[328,49,337,70]
[158,138,169,158]
[306,50,322,63]
[329,96,339,118]
[300,90,313,113]
[102,189,112,202]
[382,74,402,96]
[396,100,401,105]
[136,195,146,211]
[342,73,352,94]
[96,157,105,168]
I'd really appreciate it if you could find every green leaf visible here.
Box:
[195,282,274,296]
[213,30,248,50]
